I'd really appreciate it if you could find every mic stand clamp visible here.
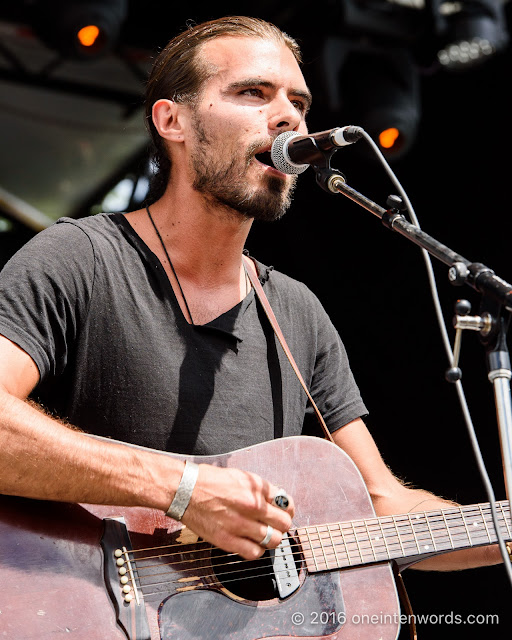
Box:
[311,163,346,194]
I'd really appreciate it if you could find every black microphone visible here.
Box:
[270,126,363,175]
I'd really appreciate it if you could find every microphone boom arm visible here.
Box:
[323,167,512,509]
[325,171,512,311]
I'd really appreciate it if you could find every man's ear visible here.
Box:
[152,99,186,142]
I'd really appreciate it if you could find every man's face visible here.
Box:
[185,36,311,222]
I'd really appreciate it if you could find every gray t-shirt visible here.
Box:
[0,213,367,455]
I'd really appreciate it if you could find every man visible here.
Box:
[0,16,502,570]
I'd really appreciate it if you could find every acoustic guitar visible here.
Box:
[0,436,509,639]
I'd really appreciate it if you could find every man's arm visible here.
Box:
[333,418,504,570]
[0,335,293,560]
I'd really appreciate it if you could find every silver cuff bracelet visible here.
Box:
[165,460,199,521]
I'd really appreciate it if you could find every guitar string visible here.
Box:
[130,499,509,560]
[134,521,504,575]
[126,503,510,566]
[137,524,503,599]
[125,504,511,574]
[133,538,509,597]
[135,519,509,598]
[122,507,511,595]
[130,522,500,579]
[136,533,507,599]
[122,506,510,562]
[133,523,493,590]
[134,510,509,595]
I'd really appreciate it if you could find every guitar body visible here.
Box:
[0,436,400,639]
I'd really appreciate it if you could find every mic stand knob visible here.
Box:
[386,194,406,211]
[448,262,470,286]
[445,299,493,383]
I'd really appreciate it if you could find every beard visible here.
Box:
[189,114,296,222]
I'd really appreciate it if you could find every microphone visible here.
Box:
[270,126,363,175]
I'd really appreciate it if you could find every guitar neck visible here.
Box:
[297,500,511,573]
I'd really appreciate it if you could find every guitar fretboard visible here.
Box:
[297,501,511,573]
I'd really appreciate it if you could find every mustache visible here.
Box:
[245,137,275,164]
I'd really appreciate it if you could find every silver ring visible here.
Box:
[260,525,274,547]
[273,489,289,510]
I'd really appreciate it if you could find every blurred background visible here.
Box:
[0,1,511,637]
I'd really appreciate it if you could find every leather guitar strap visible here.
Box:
[243,255,335,444]
[244,256,417,639]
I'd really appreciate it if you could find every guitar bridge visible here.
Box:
[101,517,151,640]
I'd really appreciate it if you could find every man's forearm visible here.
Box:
[0,389,181,510]
[0,389,294,560]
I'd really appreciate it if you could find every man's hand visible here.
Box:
[180,464,295,560]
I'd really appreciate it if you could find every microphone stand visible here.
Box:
[313,166,512,506]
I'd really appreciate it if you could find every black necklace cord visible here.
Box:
[146,205,195,325]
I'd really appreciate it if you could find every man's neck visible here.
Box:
[145,188,254,288]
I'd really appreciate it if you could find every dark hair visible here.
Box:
[144,16,302,202]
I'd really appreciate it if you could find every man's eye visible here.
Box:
[242,88,262,97]
[292,100,307,114]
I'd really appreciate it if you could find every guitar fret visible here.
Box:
[336,523,351,566]
[303,528,319,572]
[443,508,469,545]
[478,504,492,544]
[460,507,473,546]
[424,512,438,552]
[499,502,512,540]
[336,521,374,566]
[363,520,389,562]
[363,520,377,562]
[308,527,326,571]
[386,516,405,558]
[424,511,452,551]
[350,521,365,564]
[343,523,360,565]
[363,518,389,562]
[304,526,339,571]
[408,514,431,554]
[406,514,423,555]
[378,517,392,561]
[381,516,408,560]
[441,510,455,550]
[318,526,331,570]
[387,515,405,557]
[322,525,340,570]
[326,525,341,568]
[359,520,381,562]
[460,509,483,543]
[446,510,475,547]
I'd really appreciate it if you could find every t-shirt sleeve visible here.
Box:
[0,220,95,381]
[307,292,368,433]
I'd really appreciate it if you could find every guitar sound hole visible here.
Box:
[210,547,278,601]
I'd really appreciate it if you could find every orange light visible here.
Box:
[77,25,100,47]
[379,128,400,149]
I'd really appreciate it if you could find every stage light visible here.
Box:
[379,127,401,149]
[434,0,509,70]
[315,0,510,159]
[336,47,421,160]
[33,0,128,60]
[77,25,101,48]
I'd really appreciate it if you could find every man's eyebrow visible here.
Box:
[226,79,312,109]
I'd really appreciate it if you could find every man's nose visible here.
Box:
[268,93,302,133]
